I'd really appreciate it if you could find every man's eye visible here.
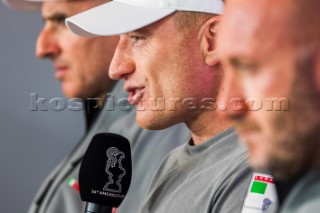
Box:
[129,35,144,42]
[233,60,258,72]
[238,63,257,71]
[54,17,66,26]
[46,15,67,27]
[230,58,258,73]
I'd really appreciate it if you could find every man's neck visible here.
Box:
[83,92,108,131]
[275,172,306,207]
[188,111,232,145]
[96,94,106,108]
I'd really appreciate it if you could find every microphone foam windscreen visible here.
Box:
[79,133,132,207]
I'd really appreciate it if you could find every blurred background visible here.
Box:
[0,4,84,213]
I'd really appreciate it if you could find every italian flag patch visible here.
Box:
[241,173,278,213]
[67,178,80,192]
[250,175,274,194]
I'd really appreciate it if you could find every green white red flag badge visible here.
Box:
[241,173,278,212]
[67,178,80,192]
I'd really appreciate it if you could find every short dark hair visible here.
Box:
[173,12,214,31]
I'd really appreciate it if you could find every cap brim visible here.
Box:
[2,0,41,11]
[66,1,176,37]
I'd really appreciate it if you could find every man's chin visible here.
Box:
[136,113,162,130]
[61,83,79,99]
[268,156,307,181]
[249,153,303,181]
[247,147,272,174]
[136,111,179,130]
[239,134,270,169]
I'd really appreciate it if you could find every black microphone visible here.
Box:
[79,133,132,213]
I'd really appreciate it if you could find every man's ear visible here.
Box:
[199,16,220,66]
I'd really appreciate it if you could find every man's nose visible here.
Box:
[35,26,60,59]
[218,72,249,121]
[109,37,136,80]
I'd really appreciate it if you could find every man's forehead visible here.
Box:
[41,0,104,17]
[222,0,290,43]
[219,0,296,64]
[224,0,265,25]
[224,0,292,27]
[219,1,261,47]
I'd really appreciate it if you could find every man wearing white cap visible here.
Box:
[2,0,189,213]
[66,0,277,212]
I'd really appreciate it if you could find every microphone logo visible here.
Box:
[103,147,126,193]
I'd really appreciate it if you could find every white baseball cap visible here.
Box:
[2,0,42,11]
[66,0,224,37]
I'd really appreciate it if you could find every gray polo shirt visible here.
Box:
[141,128,253,213]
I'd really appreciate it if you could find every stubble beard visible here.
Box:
[266,56,320,181]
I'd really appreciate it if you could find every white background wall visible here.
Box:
[0,4,84,212]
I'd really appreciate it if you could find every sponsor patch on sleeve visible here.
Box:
[241,173,278,213]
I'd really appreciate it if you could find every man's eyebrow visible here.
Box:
[132,26,151,34]
[231,57,239,64]
[229,57,245,67]
[42,12,67,22]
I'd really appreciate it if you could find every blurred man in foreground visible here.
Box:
[218,0,320,212]
[3,0,188,212]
